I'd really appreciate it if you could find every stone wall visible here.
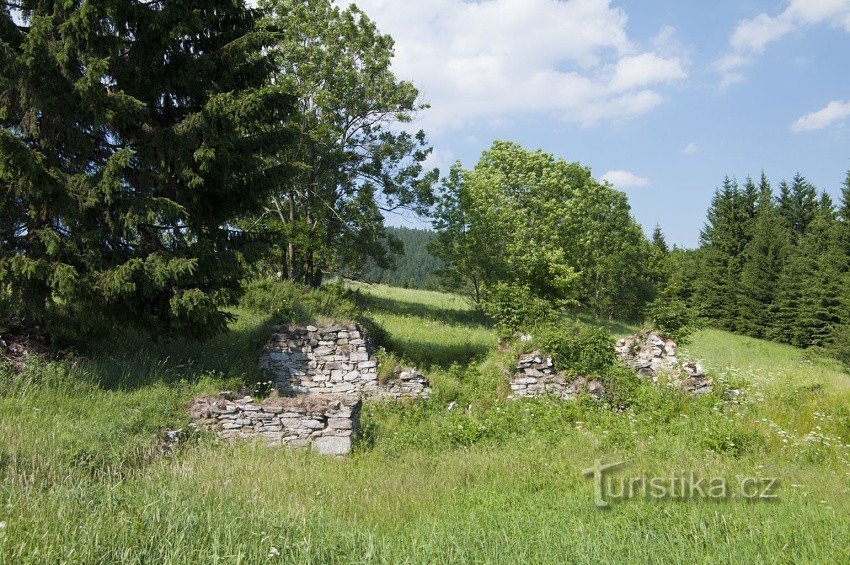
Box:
[189,394,360,455]
[259,322,430,399]
[510,351,605,400]
[615,331,679,378]
[510,331,713,400]
[615,331,712,395]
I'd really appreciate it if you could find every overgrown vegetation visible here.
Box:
[1,283,849,562]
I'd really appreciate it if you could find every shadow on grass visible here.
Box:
[75,310,277,392]
[575,314,639,338]
[357,293,488,328]
[385,337,492,370]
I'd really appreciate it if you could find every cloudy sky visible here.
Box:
[346,0,850,247]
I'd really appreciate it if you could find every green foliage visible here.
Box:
[671,169,850,352]
[645,297,695,344]
[480,282,551,337]
[0,0,294,341]
[360,227,444,289]
[432,141,657,319]
[252,0,437,287]
[535,320,616,376]
[600,363,643,409]
[239,278,357,323]
[826,324,850,367]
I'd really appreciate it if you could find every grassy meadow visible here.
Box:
[1,282,849,563]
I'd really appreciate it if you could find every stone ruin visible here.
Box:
[511,352,605,400]
[259,322,430,399]
[510,330,713,400]
[189,322,430,456]
[189,394,360,456]
[615,331,712,395]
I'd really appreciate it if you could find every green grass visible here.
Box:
[1,283,849,563]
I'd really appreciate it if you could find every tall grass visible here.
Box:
[1,282,849,562]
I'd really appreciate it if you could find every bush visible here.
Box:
[480,282,551,337]
[535,320,615,376]
[645,297,695,344]
[601,363,642,409]
[239,278,357,323]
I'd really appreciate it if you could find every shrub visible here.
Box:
[480,282,551,337]
[645,297,695,344]
[535,320,615,376]
[239,278,358,323]
[601,363,642,409]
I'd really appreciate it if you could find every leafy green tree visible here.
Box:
[254,0,437,287]
[0,0,292,339]
[432,141,656,320]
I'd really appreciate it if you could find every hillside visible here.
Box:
[360,227,443,290]
[1,282,848,562]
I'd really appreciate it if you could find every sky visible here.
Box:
[344,0,850,248]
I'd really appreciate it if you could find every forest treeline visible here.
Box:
[664,171,850,360]
[4,0,848,357]
[359,227,443,290]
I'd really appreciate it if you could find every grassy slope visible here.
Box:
[1,284,849,563]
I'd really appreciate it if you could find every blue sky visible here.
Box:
[355,0,850,248]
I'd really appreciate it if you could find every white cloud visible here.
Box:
[716,0,850,87]
[352,0,688,130]
[681,141,699,154]
[601,170,650,188]
[791,100,850,132]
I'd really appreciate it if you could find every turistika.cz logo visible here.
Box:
[583,459,779,509]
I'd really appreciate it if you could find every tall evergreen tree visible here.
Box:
[651,224,670,254]
[772,193,845,347]
[693,177,748,331]
[778,173,817,241]
[0,1,293,339]
[738,175,790,337]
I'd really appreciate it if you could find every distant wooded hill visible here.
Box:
[362,227,443,289]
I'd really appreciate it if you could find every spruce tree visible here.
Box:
[651,225,670,254]
[778,173,817,241]
[0,1,293,340]
[694,177,746,331]
[738,175,790,338]
[772,193,844,347]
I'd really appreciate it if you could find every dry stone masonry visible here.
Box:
[189,321,431,456]
[615,330,713,395]
[511,352,605,400]
[259,322,430,399]
[511,330,713,401]
[615,331,679,377]
[188,393,360,456]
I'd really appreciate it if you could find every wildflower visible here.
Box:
[0,522,5,529]
[268,547,280,558]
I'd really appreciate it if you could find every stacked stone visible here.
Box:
[615,331,713,395]
[615,331,679,379]
[510,352,605,400]
[378,368,430,399]
[260,323,379,396]
[188,394,360,455]
[259,322,431,399]
[681,362,712,396]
